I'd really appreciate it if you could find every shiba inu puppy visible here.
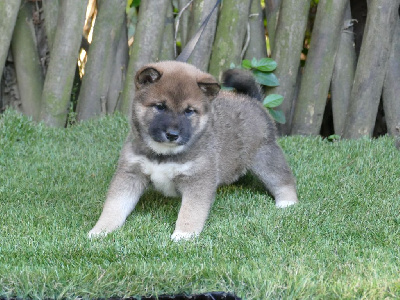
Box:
[88,61,298,241]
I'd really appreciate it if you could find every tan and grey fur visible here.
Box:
[89,61,298,241]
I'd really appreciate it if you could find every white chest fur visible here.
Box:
[128,154,193,197]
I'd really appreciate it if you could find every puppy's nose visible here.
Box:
[165,129,179,141]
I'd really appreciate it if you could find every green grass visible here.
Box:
[1,109,400,299]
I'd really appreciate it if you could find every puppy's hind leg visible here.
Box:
[250,142,298,208]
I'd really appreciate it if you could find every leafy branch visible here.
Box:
[229,57,286,124]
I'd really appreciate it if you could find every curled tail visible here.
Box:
[222,69,263,101]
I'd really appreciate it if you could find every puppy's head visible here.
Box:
[132,61,220,155]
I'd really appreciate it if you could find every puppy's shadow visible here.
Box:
[135,172,268,215]
[134,188,181,217]
[233,172,269,195]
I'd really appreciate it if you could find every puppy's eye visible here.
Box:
[154,103,166,112]
[184,107,196,117]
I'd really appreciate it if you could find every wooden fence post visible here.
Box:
[209,0,252,80]
[383,17,400,138]
[331,2,356,136]
[11,3,44,121]
[76,0,127,121]
[244,0,267,60]
[178,0,191,49]
[42,0,59,51]
[0,1,21,78]
[120,0,169,115]
[343,0,400,138]
[266,0,310,135]
[187,0,219,71]
[160,2,175,61]
[41,0,88,127]
[291,0,348,136]
[264,0,282,53]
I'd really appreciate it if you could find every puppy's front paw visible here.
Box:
[88,228,108,239]
[275,200,297,208]
[171,230,199,242]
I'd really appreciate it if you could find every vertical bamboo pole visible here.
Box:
[0,1,22,77]
[187,0,219,71]
[264,0,282,52]
[331,2,356,136]
[41,0,88,127]
[343,0,400,138]
[209,0,252,80]
[244,0,267,60]
[291,0,348,136]
[76,0,126,121]
[266,0,310,135]
[382,18,400,138]
[120,0,169,115]
[11,3,44,121]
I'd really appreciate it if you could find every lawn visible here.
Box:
[1,109,400,299]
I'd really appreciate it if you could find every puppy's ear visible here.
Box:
[135,67,162,89]
[197,76,220,98]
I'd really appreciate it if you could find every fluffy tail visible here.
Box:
[221,69,263,101]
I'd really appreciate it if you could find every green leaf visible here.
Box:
[255,58,277,72]
[247,57,277,72]
[267,108,286,124]
[242,59,252,69]
[251,57,258,68]
[263,94,284,108]
[253,70,280,87]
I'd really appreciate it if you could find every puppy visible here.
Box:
[88,61,298,241]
